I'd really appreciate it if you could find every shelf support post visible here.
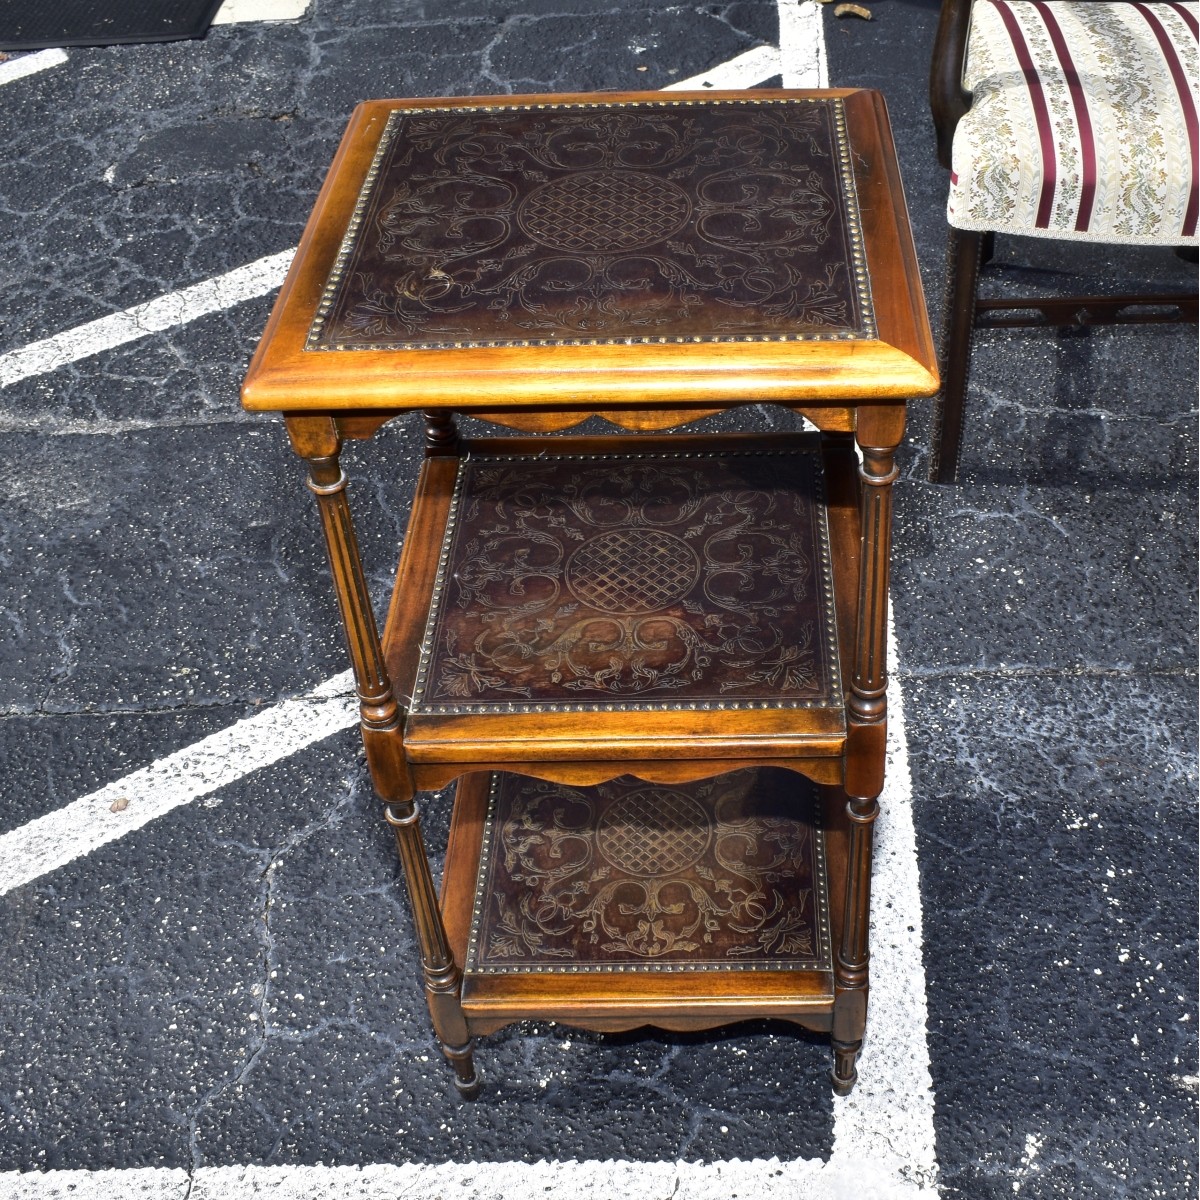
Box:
[424,408,460,456]
[285,414,479,1097]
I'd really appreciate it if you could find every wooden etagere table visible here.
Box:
[242,88,937,1097]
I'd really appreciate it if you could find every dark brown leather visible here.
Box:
[410,446,842,713]
[308,98,875,350]
[465,768,832,975]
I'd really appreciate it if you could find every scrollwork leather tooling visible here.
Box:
[308,98,875,349]
[410,448,842,714]
[465,769,833,974]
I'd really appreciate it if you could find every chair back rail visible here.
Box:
[930,0,973,169]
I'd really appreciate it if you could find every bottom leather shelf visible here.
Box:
[441,768,846,1034]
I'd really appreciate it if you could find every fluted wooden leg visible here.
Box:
[286,415,477,1096]
[930,226,984,484]
[848,441,896,738]
[833,426,899,1093]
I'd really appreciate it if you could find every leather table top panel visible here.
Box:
[308,97,875,350]
[409,445,842,715]
[464,768,833,975]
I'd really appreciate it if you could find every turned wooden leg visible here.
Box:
[286,415,478,1097]
[424,409,459,456]
[386,800,481,1098]
[832,792,878,1095]
[930,226,985,485]
[831,1038,862,1096]
[831,1042,860,1094]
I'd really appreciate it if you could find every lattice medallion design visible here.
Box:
[596,790,712,876]
[307,97,875,349]
[565,528,699,614]
[465,768,833,974]
[410,446,842,714]
[517,170,693,253]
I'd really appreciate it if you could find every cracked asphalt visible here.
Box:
[0,1,1196,1197]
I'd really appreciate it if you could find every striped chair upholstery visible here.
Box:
[927,0,1199,484]
[948,1,1198,245]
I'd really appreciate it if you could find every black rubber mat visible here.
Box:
[0,0,224,50]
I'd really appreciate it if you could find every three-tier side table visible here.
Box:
[242,89,937,1097]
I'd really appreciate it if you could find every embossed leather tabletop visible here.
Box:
[308,97,874,350]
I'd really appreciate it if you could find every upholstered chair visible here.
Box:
[929,0,1198,483]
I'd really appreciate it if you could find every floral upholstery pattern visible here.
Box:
[949,0,1198,244]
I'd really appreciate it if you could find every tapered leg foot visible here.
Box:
[443,1039,482,1099]
[831,1038,861,1096]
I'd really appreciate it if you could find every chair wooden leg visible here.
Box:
[930,227,985,485]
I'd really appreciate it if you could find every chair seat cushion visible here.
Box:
[949,0,1198,245]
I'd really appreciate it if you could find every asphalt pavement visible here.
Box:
[0,2,1195,1198]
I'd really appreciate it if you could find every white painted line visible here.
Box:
[0,1168,189,1200]
[0,671,354,897]
[212,0,312,25]
[0,249,294,390]
[828,616,938,1195]
[3,1147,936,1200]
[665,2,825,91]
[200,1162,754,1199]
[778,0,829,88]
[185,1152,934,1199]
[664,43,782,91]
[0,48,68,87]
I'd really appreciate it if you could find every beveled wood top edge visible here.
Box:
[245,340,939,411]
[862,89,940,392]
[242,97,383,409]
[241,86,939,414]
[400,724,848,761]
